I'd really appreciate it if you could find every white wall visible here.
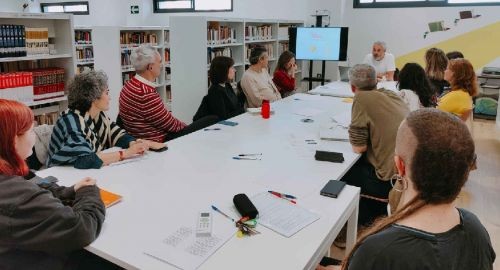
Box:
[328,0,500,66]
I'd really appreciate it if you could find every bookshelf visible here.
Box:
[170,17,303,123]
[74,26,94,74]
[0,12,76,125]
[90,26,171,119]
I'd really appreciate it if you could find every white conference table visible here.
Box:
[38,93,361,270]
[308,80,398,97]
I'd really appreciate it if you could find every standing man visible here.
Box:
[363,41,396,81]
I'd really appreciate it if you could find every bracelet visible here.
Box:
[119,150,124,161]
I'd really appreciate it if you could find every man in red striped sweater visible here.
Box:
[119,45,186,142]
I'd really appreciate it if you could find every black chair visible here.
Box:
[236,81,247,108]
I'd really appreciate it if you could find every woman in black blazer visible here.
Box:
[193,56,245,121]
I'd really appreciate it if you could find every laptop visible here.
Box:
[339,66,350,82]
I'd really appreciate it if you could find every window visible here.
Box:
[41,2,89,15]
[354,0,500,8]
[153,0,232,13]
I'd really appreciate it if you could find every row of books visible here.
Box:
[35,112,59,125]
[76,47,94,62]
[121,51,133,70]
[0,59,50,73]
[0,24,27,58]
[245,25,273,41]
[279,42,289,54]
[75,30,92,44]
[0,68,65,103]
[76,64,94,74]
[207,25,237,45]
[120,32,158,47]
[246,44,274,62]
[26,28,49,55]
[207,47,233,65]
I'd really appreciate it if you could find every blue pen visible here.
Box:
[211,205,235,222]
[233,156,261,160]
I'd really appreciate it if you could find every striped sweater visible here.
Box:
[47,109,135,169]
[119,75,186,142]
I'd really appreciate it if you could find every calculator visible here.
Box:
[196,212,212,237]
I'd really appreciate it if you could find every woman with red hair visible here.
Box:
[0,99,108,269]
[438,58,478,121]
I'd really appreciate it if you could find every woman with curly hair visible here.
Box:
[397,62,437,111]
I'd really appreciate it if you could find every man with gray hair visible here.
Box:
[362,41,396,81]
[119,45,217,142]
[341,64,408,227]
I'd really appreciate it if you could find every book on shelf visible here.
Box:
[120,32,158,47]
[245,25,272,41]
[0,67,65,103]
[207,47,233,65]
[164,30,170,46]
[1,59,50,72]
[279,42,289,54]
[0,24,27,58]
[76,65,94,74]
[164,48,170,63]
[99,188,122,208]
[75,30,92,44]
[207,22,237,45]
[35,111,59,125]
[25,27,49,56]
[76,47,94,62]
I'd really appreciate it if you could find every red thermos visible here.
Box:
[261,100,270,119]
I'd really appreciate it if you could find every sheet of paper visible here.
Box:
[251,192,320,238]
[331,111,351,128]
[144,226,234,270]
[309,83,354,98]
[319,126,349,141]
[293,107,324,117]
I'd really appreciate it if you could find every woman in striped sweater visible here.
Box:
[47,71,164,169]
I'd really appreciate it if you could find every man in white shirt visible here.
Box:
[363,41,396,81]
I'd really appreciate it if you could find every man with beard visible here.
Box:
[363,41,396,81]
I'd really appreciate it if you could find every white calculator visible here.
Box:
[196,212,212,237]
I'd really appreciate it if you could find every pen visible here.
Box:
[204,128,221,131]
[238,153,262,156]
[211,205,235,222]
[269,192,297,204]
[268,190,297,200]
[233,157,261,160]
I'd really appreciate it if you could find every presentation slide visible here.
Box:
[296,28,343,61]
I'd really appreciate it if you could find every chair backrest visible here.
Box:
[30,124,54,170]
[338,66,350,82]
[236,81,248,108]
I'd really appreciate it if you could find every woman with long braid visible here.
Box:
[318,109,495,270]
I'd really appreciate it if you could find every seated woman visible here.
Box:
[438,58,478,121]
[240,46,281,108]
[193,56,245,121]
[425,47,449,96]
[273,51,297,97]
[47,71,163,169]
[0,99,108,269]
[397,62,436,111]
[319,109,495,270]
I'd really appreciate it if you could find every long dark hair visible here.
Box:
[398,62,436,107]
[342,109,476,269]
[274,51,295,73]
[209,56,234,85]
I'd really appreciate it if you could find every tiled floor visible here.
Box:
[331,119,500,268]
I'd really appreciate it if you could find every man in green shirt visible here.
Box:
[342,64,409,226]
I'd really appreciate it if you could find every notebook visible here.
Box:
[99,188,122,208]
[339,66,350,82]
[428,21,445,32]
[459,10,473,19]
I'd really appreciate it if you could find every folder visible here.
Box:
[99,188,122,208]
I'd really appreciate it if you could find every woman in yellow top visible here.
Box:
[437,58,478,121]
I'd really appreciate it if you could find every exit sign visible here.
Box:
[130,5,139,14]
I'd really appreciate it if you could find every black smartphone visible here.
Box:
[320,180,346,198]
[149,146,168,152]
